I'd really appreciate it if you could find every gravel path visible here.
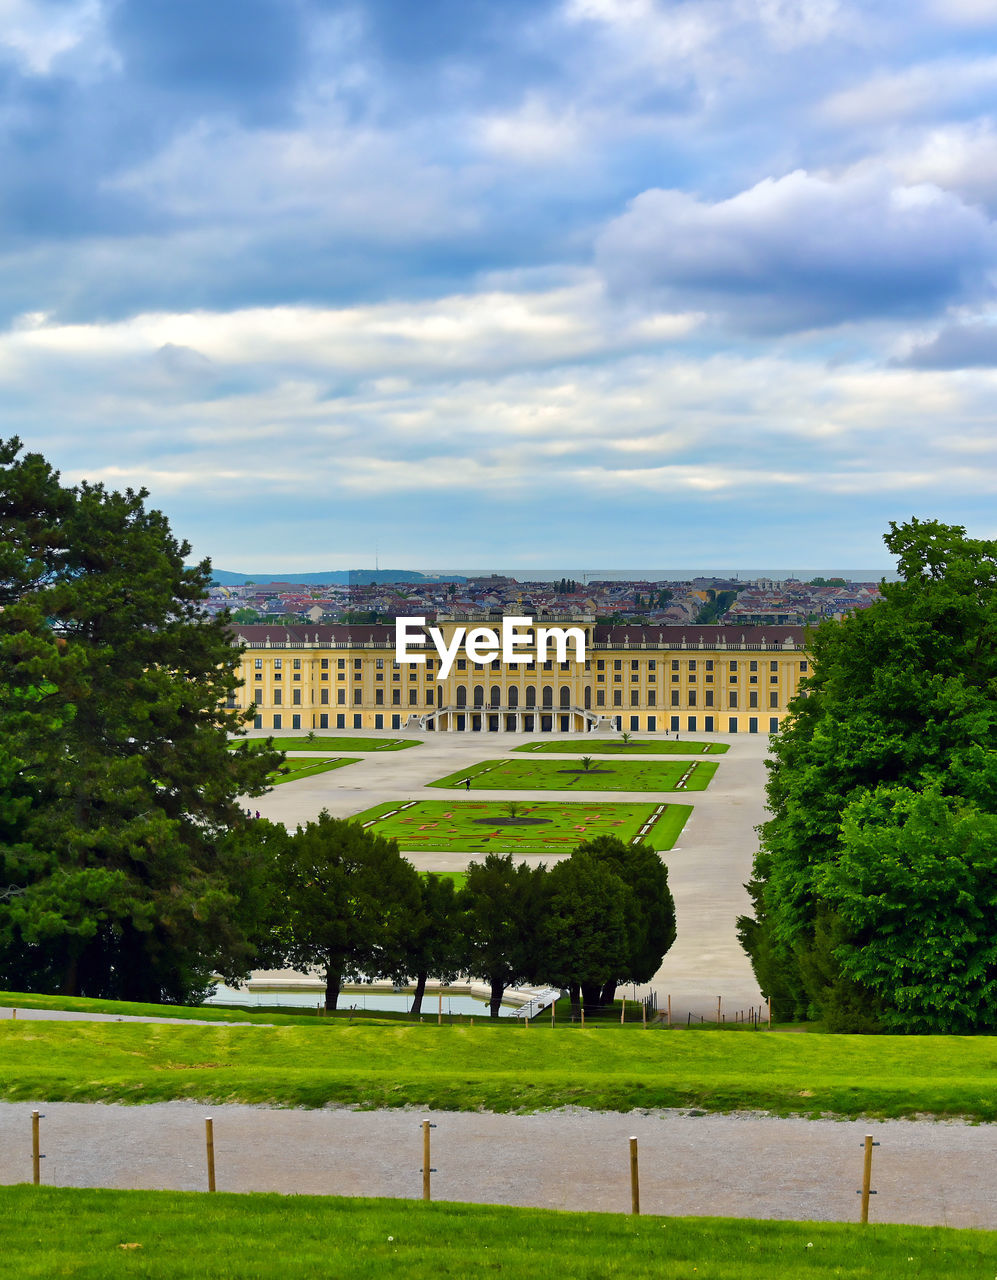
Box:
[3,1101,995,1228]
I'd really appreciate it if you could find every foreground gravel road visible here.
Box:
[1,1101,994,1228]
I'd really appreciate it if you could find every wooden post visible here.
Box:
[629,1137,640,1215]
[438,991,443,1026]
[767,997,772,1027]
[580,1005,585,1027]
[422,1121,433,1201]
[525,1015,530,1028]
[860,1134,874,1223]
[551,1000,556,1028]
[11,1007,15,1020]
[667,994,671,1027]
[31,1110,41,1186]
[642,1001,647,1030]
[717,996,722,1024]
[205,1117,216,1192]
[620,997,626,1025]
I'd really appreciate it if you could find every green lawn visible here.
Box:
[352,799,692,853]
[231,736,419,753]
[516,738,729,755]
[7,1016,997,1119]
[268,757,360,785]
[428,757,716,792]
[424,871,468,889]
[4,1187,993,1280]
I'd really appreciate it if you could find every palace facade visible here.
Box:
[231,613,809,735]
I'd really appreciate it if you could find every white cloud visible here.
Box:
[822,55,997,125]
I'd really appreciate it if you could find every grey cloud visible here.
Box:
[898,322,997,368]
[594,170,997,333]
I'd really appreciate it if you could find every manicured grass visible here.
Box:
[269,757,360,785]
[516,738,729,755]
[352,799,692,853]
[423,871,468,889]
[5,1187,994,1280]
[429,757,716,792]
[0,990,322,1026]
[7,1016,997,1119]
[231,736,419,752]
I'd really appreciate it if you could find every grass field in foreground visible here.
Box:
[3,1187,994,1280]
[6,1017,997,1118]
[231,735,419,753]
[429,757,716,792]
[352,799,692,853]
[516,737,729,755]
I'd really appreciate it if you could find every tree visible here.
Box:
[275,812,422,1010]
[0,437,280,1002]
[816,787,997,1032]
[537,852,631,1017]
[460,854,544,1017]
[404,873,465,1016]
[740,518,997,1029]
[571,835,676,1007]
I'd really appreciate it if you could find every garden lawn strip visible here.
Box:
[515,738,729,755]
[5,1022,997,1119]
[428,758,717,792]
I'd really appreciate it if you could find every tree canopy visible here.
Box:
[274,811,423,1010]
[0,437,280,1002]
[740,518,997,1030]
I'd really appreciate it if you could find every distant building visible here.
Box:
[230,614,809,736]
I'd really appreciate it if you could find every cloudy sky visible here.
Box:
[3,0,997,572]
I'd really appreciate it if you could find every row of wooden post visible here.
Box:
[305,995,772,1028]
[26,1111,879,1221]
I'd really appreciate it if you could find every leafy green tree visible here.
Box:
[740,518,997,1028]
[0,437,280,1002]
[816,787,997,1032]
[404,874,465,1017]
[460,854,544,1017]
[572,835,676,1006]
[275,812,422,1010]
[537,852,631,1017]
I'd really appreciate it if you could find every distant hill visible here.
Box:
[205,569,467,586]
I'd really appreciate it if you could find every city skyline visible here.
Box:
[2,1,997,569]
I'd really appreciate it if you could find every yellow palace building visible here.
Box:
[231,613,809,736]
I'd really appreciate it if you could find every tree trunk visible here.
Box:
[324,968,342,1011]
[581,981,602,1017]
[600,980,617,1008]
[568,982,581,1020]
[488,977,505,1018]
[59,948,79,998]
[410,972,428,1016]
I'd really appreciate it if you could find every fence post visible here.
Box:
[642,1001,647,1030]
[620,997,626,1025]
[858,1134,878,1223]
[667,994,671,1027]
[205,1117,216,1192]
[32,1110,42,1185]
[421,1120,436,1201]
[551,1000,556,1028]
[629,1137,640,1215]
[438,991,443,1026]
[717,996,722,1024]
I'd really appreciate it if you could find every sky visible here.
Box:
[2,0,997,572]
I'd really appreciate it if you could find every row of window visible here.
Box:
[253,711,785,734]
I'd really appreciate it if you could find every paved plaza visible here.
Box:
[246,729,771,1021]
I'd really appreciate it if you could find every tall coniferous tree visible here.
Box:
[0,438,279,1002]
